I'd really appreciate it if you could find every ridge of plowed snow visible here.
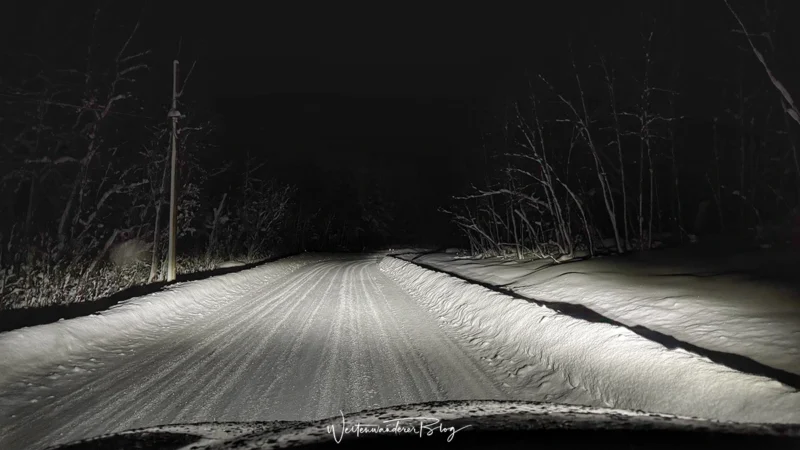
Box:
[408,251,800,376]
[380,256,800,423]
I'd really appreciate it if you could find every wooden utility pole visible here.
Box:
[166,60,181,281]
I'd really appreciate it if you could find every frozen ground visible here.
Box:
[0,254,505,450]
[400,246,800,377]
[1,251,798,450]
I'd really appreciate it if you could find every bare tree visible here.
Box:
[540,68,624,254]
[600,56,631,250]
[57,17,150,260]
[724,0,800,203]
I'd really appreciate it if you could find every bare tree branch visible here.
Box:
[723,0,800,125]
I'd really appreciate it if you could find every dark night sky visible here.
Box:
[180,2,636,95]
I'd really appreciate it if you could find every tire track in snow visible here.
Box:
[309,261,357,418]
[365,263,450,399]
[187,262,342,420]
[225,260,345,419]
[85,262,330,426]
[127,263,335,423]
[357,260,431,407]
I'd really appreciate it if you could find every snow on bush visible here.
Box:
[109,238,151,267]
[380,257,800,423]
[0,248,294,310]
[0,255,312,385]
[216,260,247,269]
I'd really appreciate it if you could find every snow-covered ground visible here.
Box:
[399,247,800,378]
[0,254,506,450]
[381,257,800,423]
[1,251,798,450]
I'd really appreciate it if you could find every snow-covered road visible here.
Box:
[0,254,507,450]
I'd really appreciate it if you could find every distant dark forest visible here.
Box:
[441,1,800,256]
[1,1,799,307]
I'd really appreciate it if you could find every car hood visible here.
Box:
[50,400,800,449]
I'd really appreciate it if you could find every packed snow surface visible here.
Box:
[0,254,505,450]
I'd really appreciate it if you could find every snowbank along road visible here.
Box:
[0,254,508,450]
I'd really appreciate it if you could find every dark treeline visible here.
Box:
[445,0,800,257]
[0,3,304,308]
[1,0,799,308]
[0,2,458,308]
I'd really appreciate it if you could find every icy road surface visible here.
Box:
[0,254,507,450]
